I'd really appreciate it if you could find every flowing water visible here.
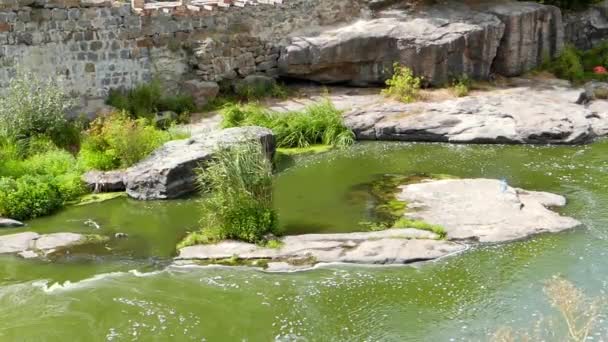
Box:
[1,141,608,341]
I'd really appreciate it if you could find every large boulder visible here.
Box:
[345,84,608,144]
[0,218,24,228]
[564,0,608,50]
[126,126,275,200]
[278,4,505,85]
[0,232,107,259]
[485,2,564,76]
[576,81,608,105]
[181,80,220,108]
[396,179,581,243]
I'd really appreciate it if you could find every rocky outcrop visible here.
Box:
[181,80,220,108]
[0,232,107,259]
[564,0,608,50]
[486,2,563,76]
[576,81,608,105]
[397,179,581,243]
[176,228,465,270]
[278,4,505,86]
[345,83,608,144]
[0,218,24,228]
[83,126,275,200]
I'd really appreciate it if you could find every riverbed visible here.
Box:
[1,141,607,341]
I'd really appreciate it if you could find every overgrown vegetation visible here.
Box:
[382,64,422,103]
[106,80,196,122]
[492,276,603,342]
[178,143,279,248]
[233,79,289,101]
[451,74,471,97]
[220,99,355,148]
[542,43,608,83]
[79,112,186,171]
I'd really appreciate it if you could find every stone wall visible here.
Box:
[0,0,370,111]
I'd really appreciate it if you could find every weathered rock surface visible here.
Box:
[576,81,608,105]
[485,2,563,76]
[83,127,275,199]
[279,4,505,85]
[0,232,104,259]
[564,0,608,50]
[181,80,220,108]
[397,179,581,243]
[0,218,24,228]
[345,84,608,144]
[176,228,464,269]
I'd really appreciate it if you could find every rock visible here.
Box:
[82,170,126,193]
[0,218,24,228]
[279,4,505,85]
[125,126,275,200]
[154,111,178,129]
[176,228,464,270]
[485,2,563,76]
[181,80,219,108]
[114,232,128,239]
[576,81,608,105]
[233,75,276,95]
[0,232,105,258]
[396,179,581,243]
[345,85,608,144]
[564,0,608,50]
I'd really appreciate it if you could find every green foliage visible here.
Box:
[0,70,79,149]
[382,64,422,103]
[542,44,608,82]
[451,74,471,97]
[233,79,289,101]
[106,80,196,120]
[220,99,355,148]
[79,112,186,171]
[179,143,279,247]
[392,218,447,239]
[264,239,283,249]
[0,176,63,221]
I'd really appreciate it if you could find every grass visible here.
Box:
[392,217,447,239]
[382,63,422,103]
[178,142,279,248]
[220,99,355,148]
[276,145,334,155]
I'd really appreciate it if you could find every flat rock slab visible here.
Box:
[345,85,608,144]
[176,228,465,270]
[397,179,581,243]
[83,126,275,200]
[0,218,24,228]
[0,232,103,259]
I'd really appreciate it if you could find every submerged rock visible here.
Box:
[0,232,107,259]
[396,178,581,243]
[83,126,275,200]
[0,218,24,228]
[345,85,608,144]
[176,228,465,270]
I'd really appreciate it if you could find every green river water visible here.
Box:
[1,141,607,341]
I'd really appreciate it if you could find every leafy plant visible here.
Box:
[179,143,279,247]
[392,217,447,238]
[233,79,289,100]
[382,63,422,103]
[451,74,471,97]
[220,99,354,148]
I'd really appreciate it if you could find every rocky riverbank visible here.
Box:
[0,232,108,259]
[175,178,580,271]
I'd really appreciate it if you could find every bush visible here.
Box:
[106,80,196,120]
[79,112,186,170]
[451,74,471,97]
[382,64,422,103]
[548,45,585,81]
[233,80,289,101]
[220,99,354,148]
[0,70,79,149]
[182,143,278,245]
[0,176,64,221]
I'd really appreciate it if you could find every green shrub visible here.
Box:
[0,70,79,149]
[180,143,278,246]
[382,63,422,103]
[220,99,354,148]
[106,80,196,120]
[549,45,585,81]
[234,80,289,100]
[79,112,186,170]
[451,74,471,97]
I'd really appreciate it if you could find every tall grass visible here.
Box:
[178,143,279,247]
[220,99,354,148]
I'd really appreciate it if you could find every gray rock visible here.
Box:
[396,179,581,243]
[82,170,126,193]
[485,2,563,76]
[345,85,608,144]
[181,80,219,108]
[0,218,24,228]
[176,228,464,270]
[279,4,505,85]
[0,232,103,258]
[125,126,275,200]
[564,0,608,50]
[576,81,608,105]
